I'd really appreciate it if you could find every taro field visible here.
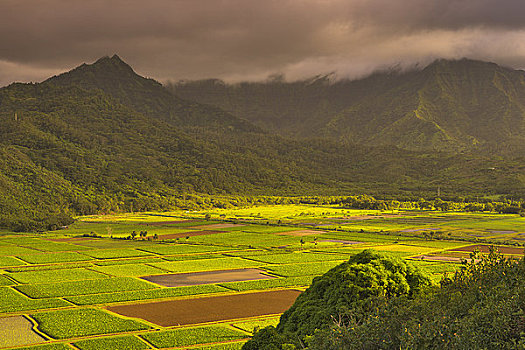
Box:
[0,205,523,349]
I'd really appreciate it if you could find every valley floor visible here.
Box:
[0,205,523,349]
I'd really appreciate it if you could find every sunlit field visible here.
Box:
[0,204,522,348]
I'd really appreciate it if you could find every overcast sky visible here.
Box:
[2,0,525,87]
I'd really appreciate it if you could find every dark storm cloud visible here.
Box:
[1,0,525,86]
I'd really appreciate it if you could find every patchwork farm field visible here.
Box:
[0,205,523,349]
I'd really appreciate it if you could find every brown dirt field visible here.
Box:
[189,223,246,230]
[107,289,301,326]
[412,255,468,263]
[158,230,224,240]
[140,268,275,287]
[449,244,525,255]
[276,230,326,236]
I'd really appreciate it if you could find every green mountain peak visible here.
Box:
[172,58,525,153]
[44,56,260,132]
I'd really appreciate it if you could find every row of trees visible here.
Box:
[340,194,525,214]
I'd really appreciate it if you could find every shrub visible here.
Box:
[243,250,431,349]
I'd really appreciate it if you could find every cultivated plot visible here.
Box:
[108,289,301,326]
[141,268,275,287]
[0,315,45,348]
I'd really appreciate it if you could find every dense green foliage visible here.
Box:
[244,248,525,350]
[243,250,431,349]
[1,56,524,231]
[307,249,525,349]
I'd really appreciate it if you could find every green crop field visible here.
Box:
[232,316,281,334]
[15,277,157,298]
[32,308,150,339]
[244,252,351,264]
[12,344,72,350]
[0,256,27,267]
[0,245,42,257]
[89,263,166,277]
[7,268,107,284]
[138,244,232,255]
[0,204,521,349]
[140,325,248,348]
[66,284,229,305]
[4,262,93,273]
[0,274,15,286]
[16,252,94,264]
[0,287,71,313]
[161,253,227,261]
[220,275,315,291]
[16,241,91,252]
[93,257,165,266]
[266,260,346,277]
[149,257,264,273]
[192,341,246,350]
[73,335,149,350]
[81,248,155,259]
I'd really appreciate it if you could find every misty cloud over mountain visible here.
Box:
[2,0,525,86]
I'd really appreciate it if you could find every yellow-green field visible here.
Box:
[0,204,522,349]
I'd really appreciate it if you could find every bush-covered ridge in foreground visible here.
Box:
[243,250,432,349]
[245,248,525,349]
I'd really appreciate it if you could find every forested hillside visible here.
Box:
[171,59,525,154]
[0,56,523,230]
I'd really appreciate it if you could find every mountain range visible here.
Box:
[172,58,525,154]
[0,55,523,230]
